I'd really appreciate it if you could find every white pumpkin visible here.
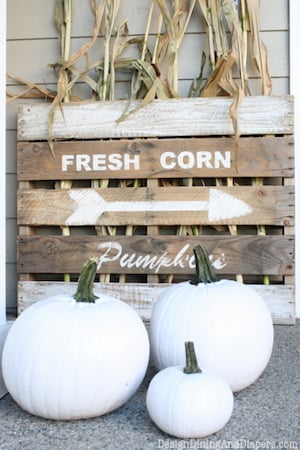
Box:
[2,257,150,420]
[150,245,274,392]
[146,341,234,438]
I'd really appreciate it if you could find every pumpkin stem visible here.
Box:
[73,256,99,303]
[190,244,218,285]
[183,341,201,374]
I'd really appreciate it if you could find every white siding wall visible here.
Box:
[6,0,290,313]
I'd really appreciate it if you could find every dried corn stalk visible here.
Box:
[155,0,196,93]
[54,0,73,282]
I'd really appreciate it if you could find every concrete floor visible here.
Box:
[0,322,299,450]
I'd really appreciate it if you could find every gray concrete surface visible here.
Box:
[0,322,13,398]
[0,322,299,450]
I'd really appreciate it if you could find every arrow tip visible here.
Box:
[208,188,252,222]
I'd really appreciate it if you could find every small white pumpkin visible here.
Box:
[146,341,234,438]
[2,257,150,420]
[150,245,274,392]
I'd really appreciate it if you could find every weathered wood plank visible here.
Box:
[17,185,294,226]
[17,96,294,141]
[17,281,295,325]
[17,235,294,276]
[17,136,294,181]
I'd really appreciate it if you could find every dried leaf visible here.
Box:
[245,0,272,94]
[155,0,196,92]
[201,52,236,97]
[6,74,56,101]
[188,51,206,97]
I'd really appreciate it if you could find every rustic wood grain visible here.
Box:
[17,235,294,276]
[17,281,295,324]
[17,136,294,181]
[146,179,160,284]
[17,185,294,226]
[17,96,294,141]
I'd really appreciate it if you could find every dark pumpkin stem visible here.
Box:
[190,244,218,285]
[183,341,201,374]
[73,256,99,303]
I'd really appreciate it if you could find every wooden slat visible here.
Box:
[17,96,294,141]
[17,185,294,227]
[18,181,36,282]
[283,177,295,287]
[17,235,294,276]
[17,281,295,325]
[17,136,294,181]
[146,179,160,284]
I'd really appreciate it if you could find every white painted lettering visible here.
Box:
[212,252,226,269]
[120,252,172,273]
[97,242,122,269]
[160,151,176,170]
[95,241,227,274]
[160,150,231,170]
[124,153,140,170]
[215,150,231,168]
[77,154,92,171]
[196,151,213,168]
[62,150,231,172]
[92,154,106,171]
[61,153,140,172]
[173,244,191,268]
[108,153,123,171]
[178,151,194,169]
[62,154,75,171]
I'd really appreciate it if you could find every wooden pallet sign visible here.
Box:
[17,96,295,324]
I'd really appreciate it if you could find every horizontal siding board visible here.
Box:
[6,130,17,172]
[17,136,294,181]
[261,31,289,78]
[7,31,289,85]
[6,219,17,263]
[17,185,294,227]
[17,96,294,141]
[17,235,294,276]
[259,0,288,31]
[6,174,17,219]
[7,0,288,41]
[17,281,295,325]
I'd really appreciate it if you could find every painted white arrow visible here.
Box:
[66,188,252,225]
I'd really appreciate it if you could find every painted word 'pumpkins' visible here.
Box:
[2,257,150,420]
[146,341,234,438]
[150,245,274,392]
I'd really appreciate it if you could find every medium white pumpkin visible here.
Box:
[146,341,234,438]
[150,245,274,392]
[2,257,150,420]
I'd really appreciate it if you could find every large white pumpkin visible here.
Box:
[2,257,150,420]
[150,245,274,392]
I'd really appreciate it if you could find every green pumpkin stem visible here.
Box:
[73,256,99,303]
[183,341,201,374]
[190,244,218,285]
